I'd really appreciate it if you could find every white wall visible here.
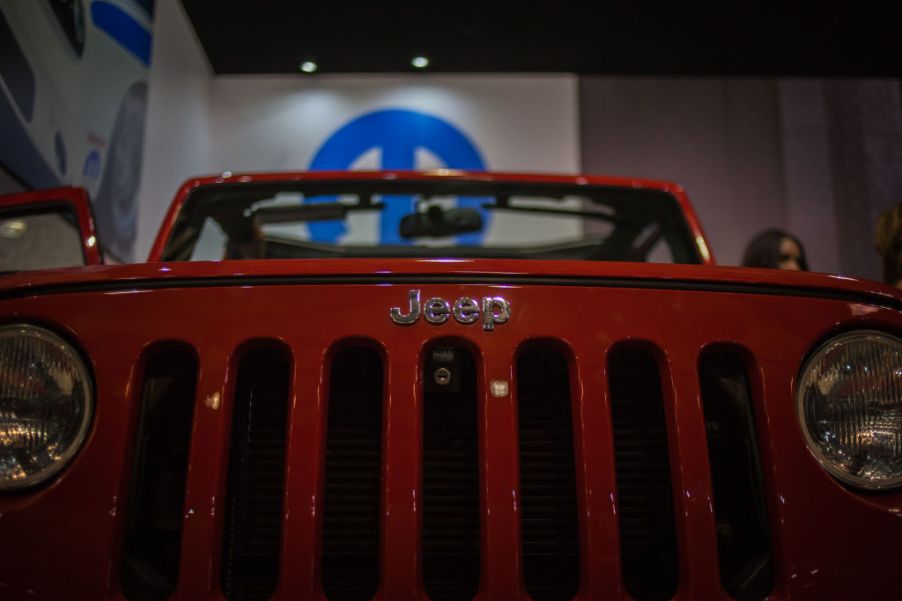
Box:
[135,0,212,260]
[579,78,789,268]
[778,80,840,274]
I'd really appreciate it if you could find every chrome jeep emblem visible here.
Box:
[390,289,511,331]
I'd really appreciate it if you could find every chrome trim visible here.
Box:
[423,297,451,324]
[390,289,421,325]
[481,296,511,331]
[452,297,480,324]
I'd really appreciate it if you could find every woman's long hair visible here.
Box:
[741,229,809,271]
[876,205,902,285]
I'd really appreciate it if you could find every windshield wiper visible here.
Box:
[251,201,385,225]
[481,202,627,224]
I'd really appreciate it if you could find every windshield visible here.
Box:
[161,180,701,263]
[0,204,86,272]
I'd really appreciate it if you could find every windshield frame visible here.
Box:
[152,173,710,265]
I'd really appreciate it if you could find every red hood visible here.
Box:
[1,258,899,305]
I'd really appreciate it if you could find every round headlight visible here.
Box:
[0,324,92,491]
[797,330,902,490]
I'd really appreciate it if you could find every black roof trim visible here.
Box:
[2,273,900,311]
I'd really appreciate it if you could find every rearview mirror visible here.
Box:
[399,206,483,239]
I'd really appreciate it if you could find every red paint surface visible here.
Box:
[0,187,103,266]
[0,269,900,600]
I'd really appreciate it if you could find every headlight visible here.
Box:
[0,324,92,491]
[797,330,902,490]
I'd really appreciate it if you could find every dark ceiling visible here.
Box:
[181,3,902,76]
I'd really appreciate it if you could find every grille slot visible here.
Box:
[699,348,773,601]
[221,346,290,601]
[517,347,580,601]
[321,347,383,601]
[121,345,198,601]
[608,346,679,601]
[422,344,480,601]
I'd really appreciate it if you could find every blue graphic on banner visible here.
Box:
[308,109,487,244]
[91,1,153,66]
[82,149,101,180]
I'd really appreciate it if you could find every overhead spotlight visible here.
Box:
[299,60,318,74]
[411,55,430,69]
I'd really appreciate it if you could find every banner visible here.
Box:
[0,0,154,261]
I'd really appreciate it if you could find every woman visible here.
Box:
[742,229,809,271]
[875,205,902,288]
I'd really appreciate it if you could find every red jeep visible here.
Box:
[1,172,900,601]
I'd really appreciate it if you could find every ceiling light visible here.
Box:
[411,56,429,69]
[299,60,318,74]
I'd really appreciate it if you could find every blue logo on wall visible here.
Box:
[308,109,488,244]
